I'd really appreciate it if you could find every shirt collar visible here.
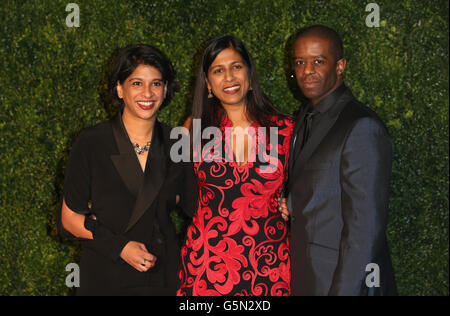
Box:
[310,83,347,114]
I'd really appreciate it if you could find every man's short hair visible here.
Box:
[295,25,344,62]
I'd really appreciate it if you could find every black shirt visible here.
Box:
[292,83,347,153]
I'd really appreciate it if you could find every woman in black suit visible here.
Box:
[58,44,193,295]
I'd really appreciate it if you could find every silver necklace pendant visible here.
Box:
[133,141,151,155]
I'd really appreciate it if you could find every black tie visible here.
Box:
[301,109,317,150]
[293,108,317,160]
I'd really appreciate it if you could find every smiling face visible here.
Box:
[294,36,346,105]
[116,64,167,121]
[206,48,250,109]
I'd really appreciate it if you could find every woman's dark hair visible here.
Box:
[108,44,177,110]
[191,35,283,131]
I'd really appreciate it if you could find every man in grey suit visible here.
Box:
[282,25,397,295]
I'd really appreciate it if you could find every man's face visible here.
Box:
[293,36,346,105]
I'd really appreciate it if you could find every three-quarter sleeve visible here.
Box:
[58,131,130,261]
[63,132,91,214]
[57,132,92,240]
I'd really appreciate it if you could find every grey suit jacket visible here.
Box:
[287,86,397,296]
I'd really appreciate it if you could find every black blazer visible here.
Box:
[287,87,397,296]
[58,113,194,295]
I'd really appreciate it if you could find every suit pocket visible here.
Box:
[308,242,339,263]
[303,161,332,170]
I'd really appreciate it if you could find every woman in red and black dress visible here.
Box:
[177,36,294,296]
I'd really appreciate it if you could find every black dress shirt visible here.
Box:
[288,83,347,211]
[292,83,348,156]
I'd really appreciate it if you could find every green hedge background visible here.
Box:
[0,0,448,296]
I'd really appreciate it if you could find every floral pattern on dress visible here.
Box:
[177,114,294,296]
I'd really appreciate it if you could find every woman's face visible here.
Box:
[117,64,167,121]
[206,48,250,109]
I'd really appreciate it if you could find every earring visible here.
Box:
[208,89,213,98]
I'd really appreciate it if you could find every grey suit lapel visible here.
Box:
[290,88,355,182]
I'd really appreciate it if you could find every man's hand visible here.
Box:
[278,197,290,221]
[120,241,157,272]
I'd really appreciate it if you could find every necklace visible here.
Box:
[132,141,151,155]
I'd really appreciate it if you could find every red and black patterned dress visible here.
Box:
[177,113,294,296]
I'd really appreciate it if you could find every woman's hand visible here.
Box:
[278,197,290,221]
[120,241,157,272]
